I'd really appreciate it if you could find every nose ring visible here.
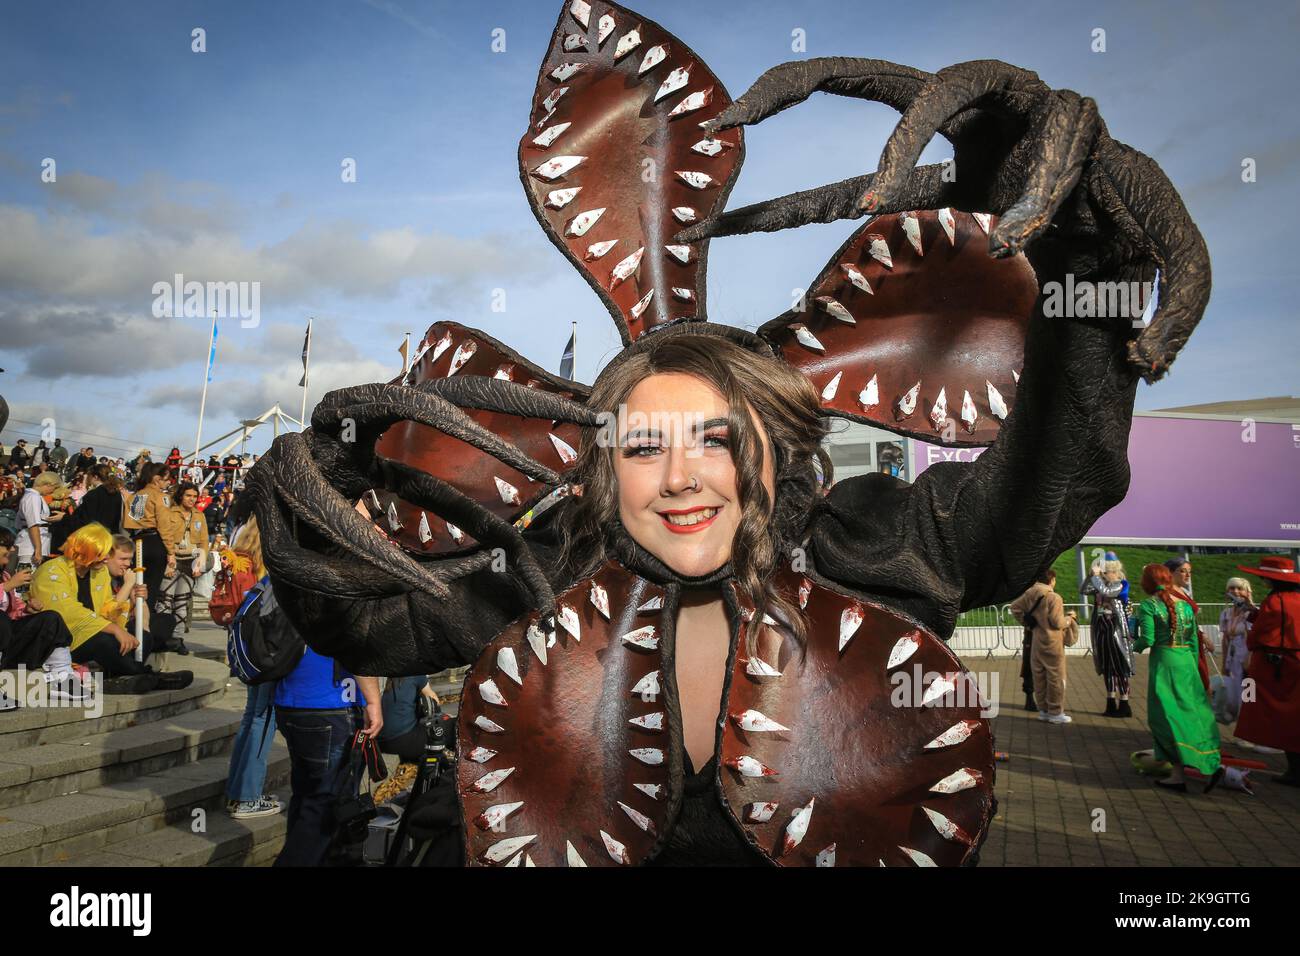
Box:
[688,475,699,492]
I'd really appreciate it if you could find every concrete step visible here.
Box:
[47,808,288,867]
[0,687,253,809]
[0,655,232,753]
[0,744,290,866]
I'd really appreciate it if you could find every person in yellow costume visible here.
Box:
[29,524,193,695]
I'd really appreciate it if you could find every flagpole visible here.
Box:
[403,331,412,375]
[193,309,217,465]
[299,317,313,432]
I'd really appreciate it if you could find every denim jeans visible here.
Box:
[225,681,278,803]
[273,707,357,867]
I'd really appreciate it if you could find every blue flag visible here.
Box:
[207,322,219,382]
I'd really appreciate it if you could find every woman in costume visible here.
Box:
[1132,564,1224,793]
[1218,576,1255,729]
[1232,557,1300,783]
[242,1,1210,865]
[1081,554,1134,717]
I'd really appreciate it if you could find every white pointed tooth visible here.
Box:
[484,834,537,864]
[930,768,983,794]
[791,323,825,353]
[923,806,972,844]
[671,287,694,302]
[630,288,655,319]
[901,845,938,867]
[448,339,477,376]
[675,170,714,190]
[839,602,865,652]
[820,371,842,402]
[532,121,572,148]
[545,186,581,209]
[858,373,879,409]
[386,501,401,532]
[630,670,660,697]
[887,632,922,669]
[474,715,505,734]
[566,840,587,867]
[600,830,630,865]
[781,798,815,855]
[496,647,522,686]
[609,246,644,287]
[526,622,549,666]
[959,389,978,431]
[929,387,949,431]
[474,801,524,831]
[902,213,923,255]
[654,65,690,101]
[629,748,664,766]
[618,801,656,834]
[585,239,619,260]
[816,296,856,325]
[637,595,663,613]
[840,262,873,295]
[798,577,812,610]
[557,602,581,641]
[634,783,665,801]
[665,243,692,263]
[493,364,514,381]
[541,87,568,114]
[897,381,921,417]
[986,380,1009,420]
[533,155,586,181]
[549,432,578,464]
[550,62,586,82]
[1012,368,1020,383]
[479,679,508,707]
[745,656,782,678]
[922,673,958,706]
[732,709,790,733]
[565,207,606,237]
[726,755,777,777]
[446,520,465,544]
[494,475,521,506]
[597,12,615,44]
[638,43,668,74]
[938,208,956,244]
[524,854,536,867]
[628,711,664,730]
[622,624,658,650]
[747,802,779,823]
[469,766,515,792]
[614,26,642,60]
[569,0,590,28]
[563,33,588,52]
[867,234,893,268]
[925,719,980,750]
[761,612,779,627]
[973,212,992,234]
[505,851,524,866]
[816,843,838,867]
[668,88,713,118]
[430,329,453,362]
[589,581,610,619]
[671,206,697,223]
[691,137,729,156]
[467,746,497,763]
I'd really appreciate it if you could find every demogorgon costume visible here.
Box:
[244,0,1210,866]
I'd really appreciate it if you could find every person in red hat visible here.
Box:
[1233,556,1300,783]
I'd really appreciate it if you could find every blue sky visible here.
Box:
[1,0,1296,459]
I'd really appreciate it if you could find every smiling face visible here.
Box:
[613,373,776,578]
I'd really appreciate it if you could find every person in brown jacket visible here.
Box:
[121,462,176,620]
[1010,569,1078,724]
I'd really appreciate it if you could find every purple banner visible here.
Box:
[911,414,1300,546]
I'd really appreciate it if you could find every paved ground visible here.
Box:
[976,653,1300,866]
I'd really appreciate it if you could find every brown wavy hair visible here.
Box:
[557,333,832,649]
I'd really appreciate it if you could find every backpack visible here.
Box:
[209,553,259,626]
[227,580,305,684]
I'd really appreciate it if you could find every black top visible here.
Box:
[51,484,122,551]
[649,752,761,867]
[76,570,94,614]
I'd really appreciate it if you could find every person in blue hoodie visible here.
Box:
[271,586,382,867]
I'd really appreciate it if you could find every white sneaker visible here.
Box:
[1046,713,1073,724]
[230,796,282,819]
[1037,711,1050,721]
[47,676,92,705]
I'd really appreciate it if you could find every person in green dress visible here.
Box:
[1132,563,1225,794]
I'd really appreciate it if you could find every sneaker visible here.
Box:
[230,797,282,819]
[1036,711,1050,721]
[154,670,194,691]
[103,673,161,695]
[1046,713,1073,724]
[0,691,18,712]
[47,676,92,705]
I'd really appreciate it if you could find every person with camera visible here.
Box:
[1010,568,1077,724]
[377,676,442,764]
